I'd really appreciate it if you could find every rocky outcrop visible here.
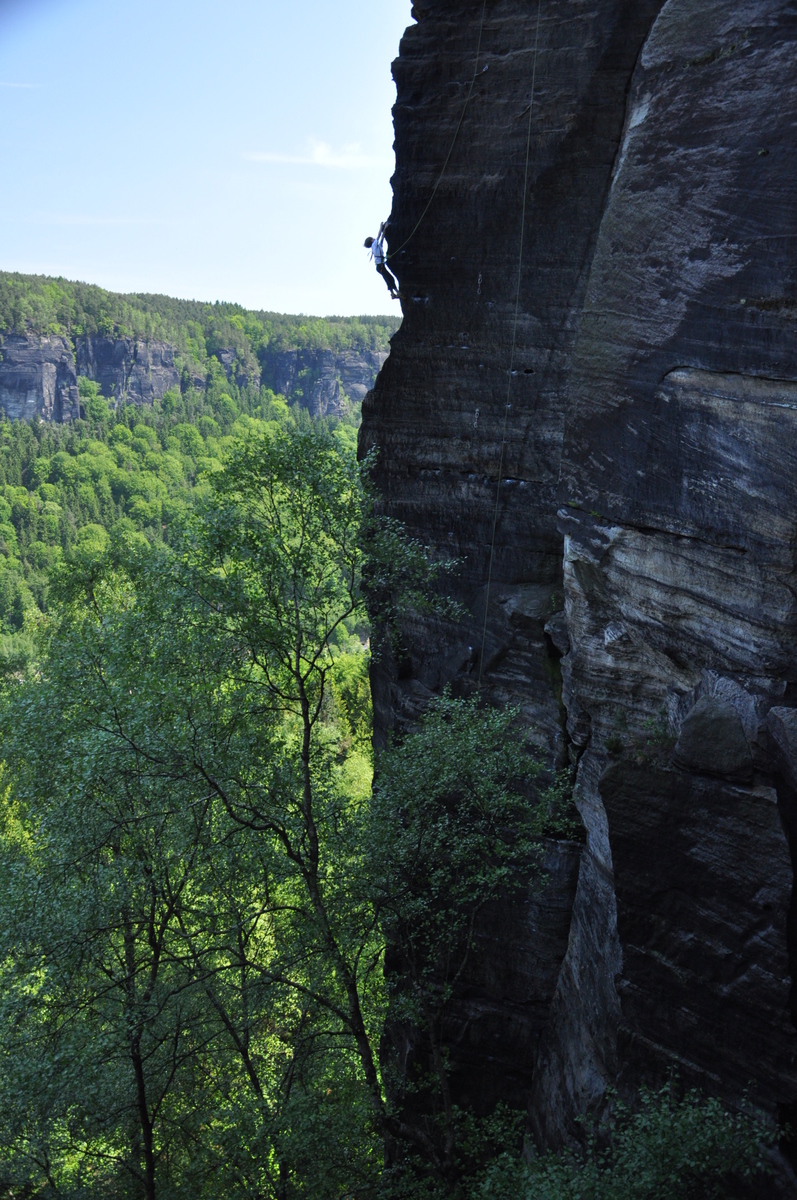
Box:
[212,345,261,390]
[361,0,797,1181]
[0,335,80,421]
[76,336,182,405]
[0,334,182,418]
[544,0,797,1156]
[383,837,582,1121]
[0,333,387,422]
[261,347,389,418]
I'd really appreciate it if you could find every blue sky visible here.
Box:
[0,0,412,315]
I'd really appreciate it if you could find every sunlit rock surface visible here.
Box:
[0,335,80,421]
[75,336,182,406]
[0,333,386,420]
[261,347,389,418]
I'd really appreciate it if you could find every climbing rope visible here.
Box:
[385,0,489,262]
[478,0,543,684]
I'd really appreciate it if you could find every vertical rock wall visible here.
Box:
[75,337,182,405]
[361,0,797,1176]
[550,0,797,1151]
[0,333,386,421]
[260,347,389,417]
[0,335,80,422]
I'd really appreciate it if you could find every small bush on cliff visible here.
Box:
[478,1082,774,1200]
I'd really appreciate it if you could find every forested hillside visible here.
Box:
[0,272,398,419]
[0,271,396,360]
[0,271,397,663]
[0,360,360,669]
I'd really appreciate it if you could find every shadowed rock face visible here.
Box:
[361,0,797,1179]
[600,762,797,1114]
[363,0,664,744]
[549,0,797,1157]
[383,840,582,1118]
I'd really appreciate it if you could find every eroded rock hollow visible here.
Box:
[360,0,797,1182]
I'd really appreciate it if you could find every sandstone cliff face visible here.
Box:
[361,0,797,1178]
[0,334,385,421]
[0,335,80,422]
[260,347,389,417]
[75,336,182,405]
[0,333,183,418]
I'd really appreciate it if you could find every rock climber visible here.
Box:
[365,221,400,299]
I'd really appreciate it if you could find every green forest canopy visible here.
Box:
[0,369,359,653]
[0,269,399,368]
[0,269,400,649]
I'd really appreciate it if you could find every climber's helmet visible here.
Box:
[364,237,374,247]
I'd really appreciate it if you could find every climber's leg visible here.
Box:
[377,263,400,298]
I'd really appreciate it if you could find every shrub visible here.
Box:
[477,1083,774,1200]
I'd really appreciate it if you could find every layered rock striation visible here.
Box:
[361,0,797,1182]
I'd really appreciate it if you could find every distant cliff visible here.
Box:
[362,0,797,1191]
[0,335,80,422]
[260,345,390,417]
[0,273,396,421]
